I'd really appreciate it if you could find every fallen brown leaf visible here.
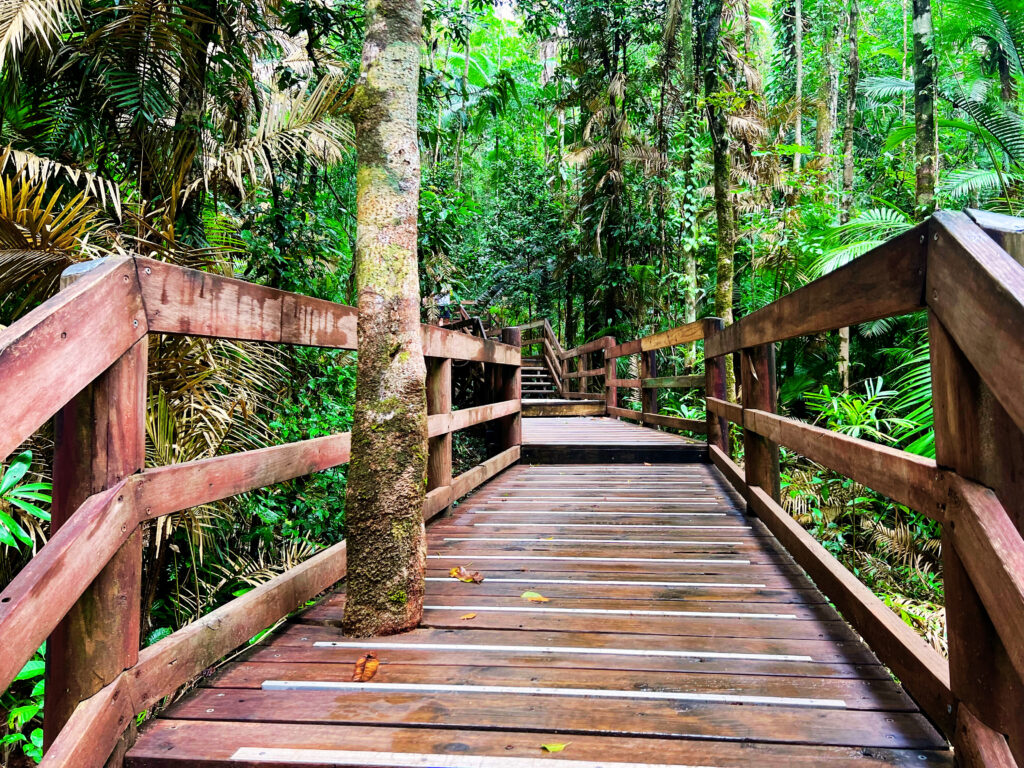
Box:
[352,652,379,682]
[449,565,485,583]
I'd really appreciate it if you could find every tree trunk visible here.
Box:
[343,0,429,638]
[816,3,839,184]
[912,0,936,214]
[704,0,736,400]
[838,0,859,391]
[840,0,859,221]
[793,0,803,173]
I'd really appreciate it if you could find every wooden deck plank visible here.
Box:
[161,688,945,749]
[127,721,954,768]
[128,445,949,767]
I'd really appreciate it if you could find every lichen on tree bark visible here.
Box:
[342,0,428,637]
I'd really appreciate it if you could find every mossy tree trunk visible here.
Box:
[703,0,736,401]
[912,0,936,214]
[342,0,429,638]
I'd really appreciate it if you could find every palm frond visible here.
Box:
[0,0,79,64]
[209,75,355,196]
[857,75,913,104]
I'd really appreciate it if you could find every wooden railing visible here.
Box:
[0,256,521,768]
[530,209,1024,764]
[696,211,1023,766]
[603,321,712,437]
[559,335,613,399]
[514,319,564,394]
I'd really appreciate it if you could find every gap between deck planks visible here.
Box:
[127,461,951,768]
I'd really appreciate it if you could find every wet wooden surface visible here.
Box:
[521,417,705,462]
[128,461,951,768]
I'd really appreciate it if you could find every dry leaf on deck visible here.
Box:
[460,613,477,620]
[541,743,570,753]
[521,590,550,602]
[643,462,652,466]
[352,652,379,682]
[450,565,485,583]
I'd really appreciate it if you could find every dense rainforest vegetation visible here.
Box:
[0,0,1022,759]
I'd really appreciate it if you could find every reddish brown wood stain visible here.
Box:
[128,457,951,767]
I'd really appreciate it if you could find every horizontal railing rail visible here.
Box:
[0,256,522,768]
[603,319,713,438]
[697,210,1024,766]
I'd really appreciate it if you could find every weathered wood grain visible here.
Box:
[707,396,742,424]
[746,486,953,735]
[499,327,522,451]
[929,311,1024,752]
[741,344,780,503]
[928,212,1024,436]
[704,318,730,455]
[450,446,520,499]
[709,445,748,502]
[139,258,518,363]
[639,412,708,434]
[0,484,133,695]
[643,374,703,389]
[561,336,614,360]
[639,320,704,351]
[947,477,1024,686]
[743,409,947,522]
[132,434,353,519]
[125,720,956,768]
[706,225,927,357]
[954,703,1017,768]
[0,257,147,461]
[46,331,147,748]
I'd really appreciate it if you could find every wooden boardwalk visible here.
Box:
[522,416,705,463]
[127,458,950,767]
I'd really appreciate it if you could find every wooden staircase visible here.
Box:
[520,356,557,398]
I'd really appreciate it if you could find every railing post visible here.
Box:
[640,349,657,418]
[45,262,146,752]
[929,308,1024,759]
[426,357,453,512]
[740,343,780,502]
[605,343,617,412]
[500,327,522,450]
[703,318,728,454]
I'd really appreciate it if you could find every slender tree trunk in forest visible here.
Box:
[912,0,936,214]
[838,0,859,391]
[343,0,429,638]
[453,0,471,189]
[793,0,803,173]
[678,0,698,367]
[704,0,736,400]
[816,3,839,187]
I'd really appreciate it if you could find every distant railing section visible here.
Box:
[509,319,564,394]
[0,257,521,768]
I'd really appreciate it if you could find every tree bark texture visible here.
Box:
[837,0,859,390]
[704,0,736,400]
[815,0,839,179]
[840,0,859,221]
[793,0,803,173]
[343,0,429,638]
[912,0,936,213]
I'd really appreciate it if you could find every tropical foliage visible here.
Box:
[0,0,1022,757]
